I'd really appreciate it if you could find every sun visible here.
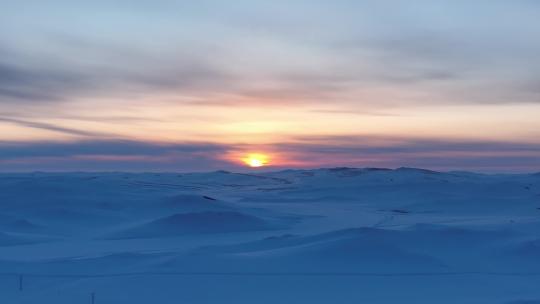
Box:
[242,153,269,168]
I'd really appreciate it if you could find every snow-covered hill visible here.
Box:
[0,168,539,303]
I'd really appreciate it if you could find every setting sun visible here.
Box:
[242,153,269,168]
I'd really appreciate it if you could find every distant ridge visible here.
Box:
[273,167,442,175]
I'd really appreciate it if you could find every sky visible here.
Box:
[1,0,540,172]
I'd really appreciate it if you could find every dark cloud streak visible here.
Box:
[0,116,113,137]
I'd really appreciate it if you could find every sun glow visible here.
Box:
[242,153,269,168]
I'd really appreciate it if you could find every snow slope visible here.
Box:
[0,168,539,303]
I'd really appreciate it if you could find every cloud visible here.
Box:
[0,52,233,105]
[0,140,227,159]
[270,135,540,172]
[0,62,83,102]
[1,137,539,172]
[2,1,540,109]
[0,140,233,172]
[285,135,540,153]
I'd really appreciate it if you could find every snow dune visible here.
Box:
[109,211,275,239]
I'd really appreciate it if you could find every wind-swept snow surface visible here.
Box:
[0,168,539,303]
